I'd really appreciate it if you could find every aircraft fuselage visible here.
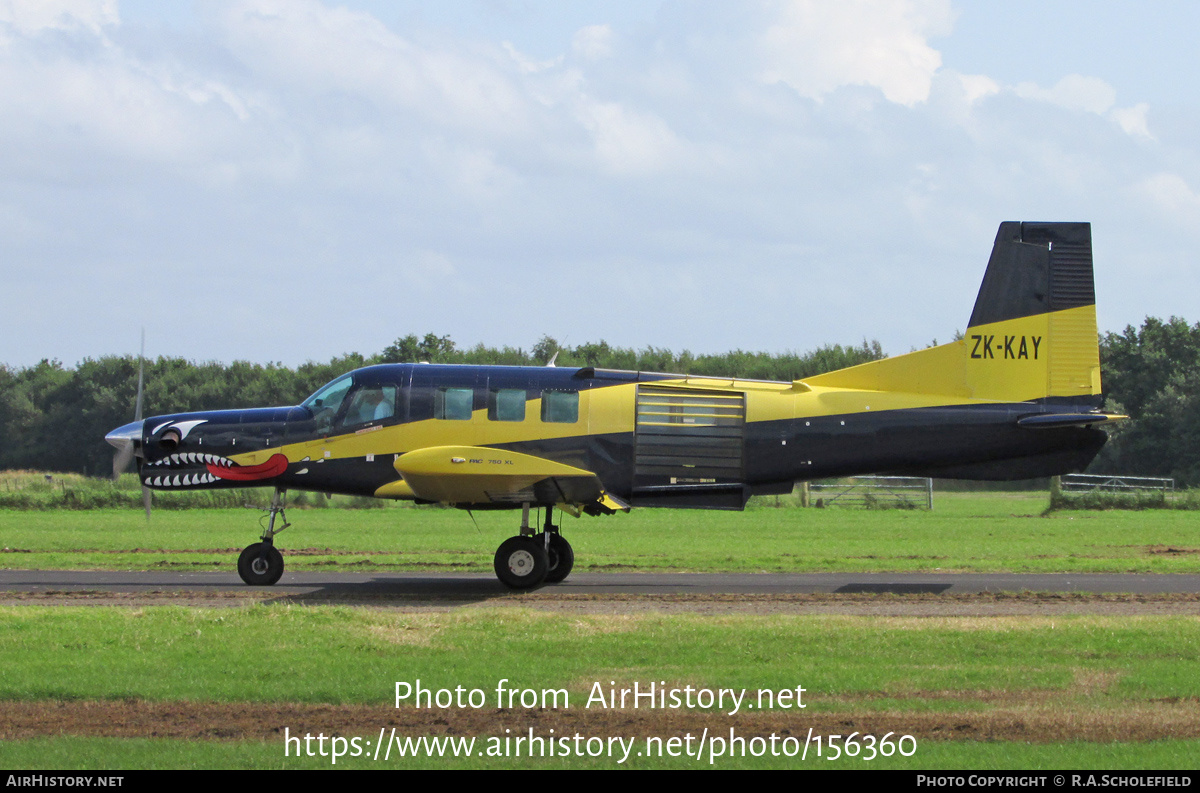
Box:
[128,362,1108,511]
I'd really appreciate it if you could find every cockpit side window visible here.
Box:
[341,385,398,428]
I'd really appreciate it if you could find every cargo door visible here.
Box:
[633,386,745,488]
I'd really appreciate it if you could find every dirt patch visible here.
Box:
[1,699,1198,744]
[2,548,475,556]
[1145,545,1200,556]
[4,590,1200,615]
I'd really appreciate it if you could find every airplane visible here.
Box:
[105,221,1124,589]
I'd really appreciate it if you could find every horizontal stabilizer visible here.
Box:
[1017,413,1126,429]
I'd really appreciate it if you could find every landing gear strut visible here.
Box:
[493,503,574,589]
[237,487,289,586]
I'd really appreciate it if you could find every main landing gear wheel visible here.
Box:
[538,532,574,584]
[238,542,284,586]
[494,536,549,589]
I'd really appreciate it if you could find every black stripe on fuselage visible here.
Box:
[485,402,1105,502]
[274,401,1107,499]
[742,404,1106,484]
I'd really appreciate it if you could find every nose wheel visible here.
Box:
[237,487,289,586]
[238,541,284,585]
[493,504,575,589]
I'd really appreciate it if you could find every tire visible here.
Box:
[539,533,575,584]
[493,536,548,589]
[237,542,284,586]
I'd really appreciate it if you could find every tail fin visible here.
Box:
[964,221,1101,404]
[804,221,1102,405]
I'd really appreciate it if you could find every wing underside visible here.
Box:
[380,445,628,512]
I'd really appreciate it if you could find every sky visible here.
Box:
[2,0,1199,369]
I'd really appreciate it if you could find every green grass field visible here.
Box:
[1,493,1199,770]
[1,491,1198,574]
[0,607,1197,769]
[4,607,1200,702]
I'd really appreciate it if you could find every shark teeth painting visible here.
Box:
[143,453,289,487]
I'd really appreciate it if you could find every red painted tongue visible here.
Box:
[208,453,289,481]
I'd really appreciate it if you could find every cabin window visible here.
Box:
[435,387,474,420]
[342,385,398,427]
[541,390,578,423]
[489,389,526,422]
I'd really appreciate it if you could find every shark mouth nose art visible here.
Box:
[143,452,290,487]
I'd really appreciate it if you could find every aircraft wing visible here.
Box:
[387,445,628,511]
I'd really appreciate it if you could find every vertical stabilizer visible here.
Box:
[803,222,1102,405]
[964,222,1101,404]
[968,222,1094,327]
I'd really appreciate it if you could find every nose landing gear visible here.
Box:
[493,503,574,589]
[237,487,289,586]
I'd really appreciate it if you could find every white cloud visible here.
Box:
[760,0,953,106]
[1012,74,1154,139]
[1014,74,1116,115]
[1111,102,1153,139]
[216,0,529,135]
[576,99,683,175]
[420,138,518,201]
[571,24,614,60]
[1137,173,1200,226]
[0,0,116,36]
[958,74,999,105]
[0,37,250,174]
[503,41,561,75]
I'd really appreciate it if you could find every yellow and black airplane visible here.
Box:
[106,222,1123,589]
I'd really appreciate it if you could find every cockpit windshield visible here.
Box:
[301,374,355,434]
[302,374,354,413]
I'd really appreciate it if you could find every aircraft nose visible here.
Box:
[105,420,144,451]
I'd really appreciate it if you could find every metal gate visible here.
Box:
[633,386,745,487]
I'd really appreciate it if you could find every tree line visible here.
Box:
[2,321,1195,485]
[1094,317,1200,485]
[0,335,883,477]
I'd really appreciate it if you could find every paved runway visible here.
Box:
[2,569,1199,596]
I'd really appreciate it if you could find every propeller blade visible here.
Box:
[138,330,149,520]
[109,331,148,491]
[135,329,144,422]
[112,443,135,482]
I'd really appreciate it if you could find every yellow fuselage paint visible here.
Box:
[220,304,1104,500]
